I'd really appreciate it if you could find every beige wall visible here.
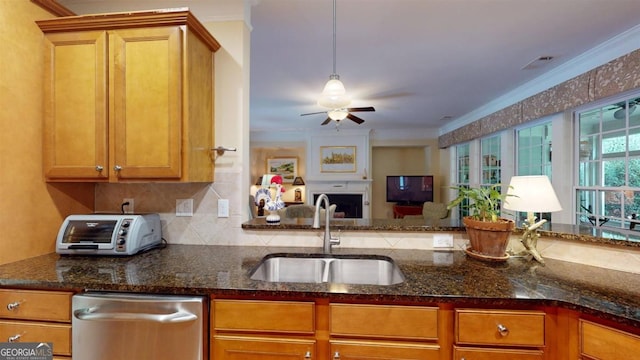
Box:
[251,144,307,203]
[0,1,94,265]
[371,140,444,219]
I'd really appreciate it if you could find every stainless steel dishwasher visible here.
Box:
[72,292,205,360]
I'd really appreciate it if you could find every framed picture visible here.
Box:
[320,146,356,173]
[267,157,298,183]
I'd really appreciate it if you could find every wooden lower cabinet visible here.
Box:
[331,340,440,360]
[0,320,71,356]
[329,303,442,359]
[0,289,73,358]
[214,336,315,360]
[212,299,317,360]
[580,319,640,360]
[211,300,444,360]
[210,298,640,360]
[453,346,543,360]
[454,308,546,360]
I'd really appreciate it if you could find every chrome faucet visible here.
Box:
[313,194,340,253]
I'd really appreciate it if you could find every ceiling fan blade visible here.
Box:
[347,106,375,112]
[321,117,332,125]
[301,111,327,116]
[347,113,365,124]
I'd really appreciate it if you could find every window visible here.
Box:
[515,121,553,223]
[517,122,552,177]
[576,95,640,237]
[455,143,470,219]
[480,135,501,185]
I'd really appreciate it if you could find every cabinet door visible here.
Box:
[43,31,109,180]
[331,340,440,360]
[0,289,72,322]
[109,27,182,180]
[455,309,545,347]
[214,336,315,360]
[0,320,71,356]
[453,346,543,360]
[580,320,640,360]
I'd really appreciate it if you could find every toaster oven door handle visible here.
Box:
[73,308,198,324]
[67,245,100,250]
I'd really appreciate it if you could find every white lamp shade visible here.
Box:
[328,109,349,120]
[318,78,351,108]
[503,175,562,213]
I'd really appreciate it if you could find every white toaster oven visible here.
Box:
[56,214,162,256]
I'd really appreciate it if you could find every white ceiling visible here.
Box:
[58,0,640,135]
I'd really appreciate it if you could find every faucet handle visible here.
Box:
[330,230,341,245]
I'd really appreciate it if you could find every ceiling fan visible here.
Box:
[612,99,639,119]
[301,106,375,125]
[301,0,375,127]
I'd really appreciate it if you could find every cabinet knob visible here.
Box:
[304,351,311,359]
[114,165,122,172]
[95,165,104,172]
[497,323,509,336]
[6,301,20,311]
[333,351,340,360]
[8,333,21,343]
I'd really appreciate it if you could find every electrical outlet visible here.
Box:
[218,199,229,218]
[123,198,134,214]
[433,234,454,249]
[176,199,193,217]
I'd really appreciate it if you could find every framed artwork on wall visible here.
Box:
[267,157,298,183]
[320,146,356,173]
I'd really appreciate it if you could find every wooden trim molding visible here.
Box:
[31,0,75,17]
[35,7,220,52]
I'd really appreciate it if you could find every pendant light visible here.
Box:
[317,0,351,110]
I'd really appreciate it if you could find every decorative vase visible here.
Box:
[266,211,280,225]
[462,216,515,261]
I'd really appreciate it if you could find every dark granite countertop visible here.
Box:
[242,218,640,248]
[0,244,638,328]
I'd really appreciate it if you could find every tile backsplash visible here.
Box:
[95,170,245,245]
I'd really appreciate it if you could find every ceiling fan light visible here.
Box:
[614,107,625,119]
[318,78,351,108]
[328,109,349,120]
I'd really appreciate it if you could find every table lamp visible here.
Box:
[503,175,562,264]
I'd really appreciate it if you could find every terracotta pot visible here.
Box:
[463,216,515,259]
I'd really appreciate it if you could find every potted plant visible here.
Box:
[447,184,515,261]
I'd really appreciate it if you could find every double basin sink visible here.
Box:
[249,253,405,285]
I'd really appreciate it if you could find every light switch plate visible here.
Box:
[176,199,193,217]
[218,199,229,218]
[433,234,454,249]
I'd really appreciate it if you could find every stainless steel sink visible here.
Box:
[249,254,405,285]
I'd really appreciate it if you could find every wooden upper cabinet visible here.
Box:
[109,27,182,180]
[42,30,108,180]
[38,9,220,182]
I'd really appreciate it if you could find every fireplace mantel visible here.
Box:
[306,179,372,219]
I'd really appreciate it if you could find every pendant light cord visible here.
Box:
[332,0,337,76]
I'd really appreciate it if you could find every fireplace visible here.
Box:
[313,193,363,218]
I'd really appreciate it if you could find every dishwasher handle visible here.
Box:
[74,308,198,323]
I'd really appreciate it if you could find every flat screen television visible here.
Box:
[386,175,434,205]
